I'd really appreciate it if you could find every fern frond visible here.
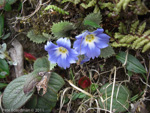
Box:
[61,0,80,4]
[51,21,75,38]
[44,5,69,15]
[118,22,127,34]
[112,21,150,52]
[80,0,96,9]
[130,20,139,34]
[114,33,124,39]
[122,0,131,10]
[137,22,146,35]
[135,38,149,49]
[142,42,150,52]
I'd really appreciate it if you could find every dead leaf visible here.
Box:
[9,39,24,78]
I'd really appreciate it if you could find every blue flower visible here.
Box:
[45,38,78,69]
[73,28,110,59]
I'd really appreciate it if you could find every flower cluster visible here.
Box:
[45,28,110,69]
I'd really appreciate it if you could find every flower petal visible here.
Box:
[86,47,100,59]
[48,51,59,63]
[45,42,58,52]
[73,38,82,49]
[56,38,71,49]
[57,57,70,69]
[96,33,110,40]
[95,40,109,49]
[68,49,78,63]
[92,28,104,35]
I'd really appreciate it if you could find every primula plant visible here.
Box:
[45,29,110,69]
[1,0,150,113]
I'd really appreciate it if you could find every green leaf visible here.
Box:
[51,21,75,38]
[27,30,48,44]
[33,57,50,70]
[100,45,115,58]
[36,72,65,112]
[0,14,4,38]
[72,92,87,100]
[99,83,131,113]
[116,51,146,74]
[2,75,34,109]
[0,83,7,88]
[0,58,9,78]
[84,20,100,28]
[25,95,38,109]
[83,12,102,29]
[6,0,17,5]
[4,2,12,11]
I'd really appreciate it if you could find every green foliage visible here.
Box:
[116,51,146,74]
[2,75,34,109]
[61,0,80,4]
[62,0,99,12]
[44,5,69,15]
[0,58,9,78]
[27,30,49,44]
[111,21,150,52]
[0,14,4,38]
[134,0,149,15]
[100,45,115,58]
[114,0,131,13]
[51,21,75,38]
[33,57,50,70]
[80,0,96,9]
[99,83,131,113]
[83,12,102,29]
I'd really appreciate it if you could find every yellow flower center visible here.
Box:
[85,34,95,42]
[58,47,68,53]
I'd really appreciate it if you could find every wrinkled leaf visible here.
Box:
[27,30,48,44]
[99,83,131,113]
[0,58,9,78]
[33,57,50,70]
[25,95,38,109]
[100,45,115,58]
[2,75,34,109]
[116,51,146,74]
[83,12,102,29]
